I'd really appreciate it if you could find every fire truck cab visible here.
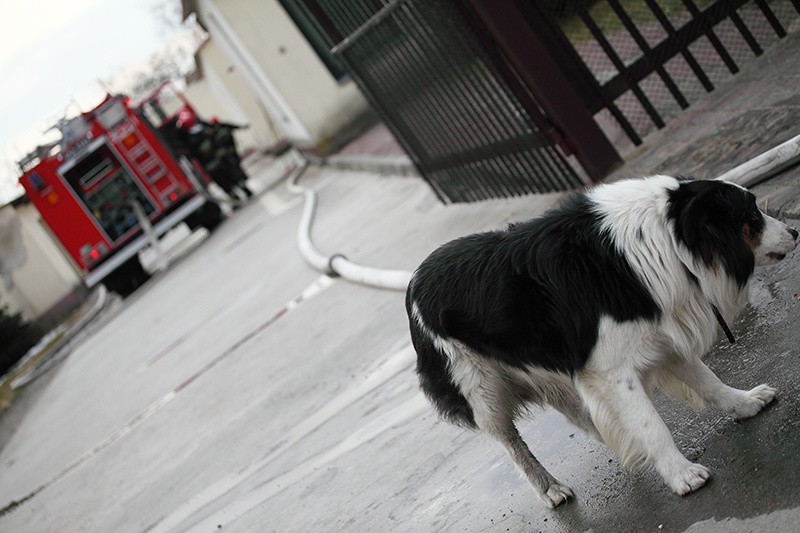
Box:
[18,93,223,296]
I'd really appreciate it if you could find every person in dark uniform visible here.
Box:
[173,110,246,200]
[209,117,253,198]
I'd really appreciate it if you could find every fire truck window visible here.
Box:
[142,103,167,128]
[62,143,156,242]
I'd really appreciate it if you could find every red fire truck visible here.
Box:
[18,92,223,295]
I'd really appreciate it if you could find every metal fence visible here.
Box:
[531,0,800,153]
[301,0,587,203]
[296,0,799,202]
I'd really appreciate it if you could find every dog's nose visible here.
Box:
[790,228,799,240]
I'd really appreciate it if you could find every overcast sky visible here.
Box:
[0,0,185,203]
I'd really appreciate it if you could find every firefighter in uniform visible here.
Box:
[209,118,253,198]
[173,110,252,200]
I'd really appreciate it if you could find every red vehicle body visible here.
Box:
[18,93,220,293]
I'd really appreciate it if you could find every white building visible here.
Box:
[0,199,84,325]
[183,0,373,151]
[183,38,283,156]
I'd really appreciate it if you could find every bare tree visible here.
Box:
[105,15,207,102]
[151,0,184,33]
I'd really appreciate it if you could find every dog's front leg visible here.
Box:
[576,370,710,496]
[664,356,776,420]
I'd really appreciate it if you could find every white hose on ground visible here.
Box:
[283,131,800,292]
[716,133,800,186]
[285,150,413,292]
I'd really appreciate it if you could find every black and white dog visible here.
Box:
[406,176,797,508]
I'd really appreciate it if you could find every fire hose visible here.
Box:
[189,131,800,291]
[285,150,412,292]
[283,132,800,293]
[716,133,800,186]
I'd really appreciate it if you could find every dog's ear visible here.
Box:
[669,181,754,287]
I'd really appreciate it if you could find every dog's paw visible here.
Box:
[732,384,777,420]
[664,462,710,496]
[539,482,574,508]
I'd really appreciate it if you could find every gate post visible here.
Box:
[464,0,621,181]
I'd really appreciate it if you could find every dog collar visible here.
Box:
[710,304,736,344]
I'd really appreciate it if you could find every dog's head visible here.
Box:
[668,179,798,286]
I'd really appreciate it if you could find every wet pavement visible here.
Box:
[1,23,800,533]
[0,158,798,532]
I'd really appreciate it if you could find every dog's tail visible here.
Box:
[407,288,476,429]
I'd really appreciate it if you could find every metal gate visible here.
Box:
[297,0,799,202]
[300,0,607,203]
[527,0,800,152]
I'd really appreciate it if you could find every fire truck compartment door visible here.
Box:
[83,194,206,288]
[60,142,158,243]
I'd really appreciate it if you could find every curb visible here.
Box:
[9,286,115,390]
[323,153,418,177]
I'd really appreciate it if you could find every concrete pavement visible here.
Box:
[0,163,561,531]
[2,24,800,533]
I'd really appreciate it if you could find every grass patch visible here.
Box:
[0,331,65,416]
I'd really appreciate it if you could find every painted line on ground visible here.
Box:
[0,275,335,518]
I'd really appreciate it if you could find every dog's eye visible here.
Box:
[746,204,761,221]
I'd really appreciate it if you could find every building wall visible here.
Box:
[196,0,370,146]
[0,203,81,322]
[191,39,281,153]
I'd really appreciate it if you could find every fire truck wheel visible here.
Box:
[103,257,150,298]
[187,201,224,231]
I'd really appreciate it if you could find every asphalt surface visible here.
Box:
[2,26,800,533]
[0,156,799,532]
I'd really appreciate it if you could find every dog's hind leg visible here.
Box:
[575,369,710,496]
[473,408,574,508]
[547,386,603,442]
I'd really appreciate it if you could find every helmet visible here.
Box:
[176,109,196,130]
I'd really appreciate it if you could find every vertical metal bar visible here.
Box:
[606,100,643,145]
[465,0,621,181]
[456,0,577,192]
[368,19,457,170]
[467,0,581,191]
[335,0,372,34]
[462,11,577,192]
[465,59,557,194]
[571,0,665,130]
[679,0,739,74]
[469,56,562,194]
[527,0,640,146]
[643,0,714,93]
[465,63,548,194]
[754,0,787,38]
[325,2,460,200]
[412,7,501,201]
[410,2,533,196]
[727,10,763,56]
[338,44,445,200]
[606,0,689,110]
[310,0,593,201]
[399,3,503,200]
[365,17,450,162]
